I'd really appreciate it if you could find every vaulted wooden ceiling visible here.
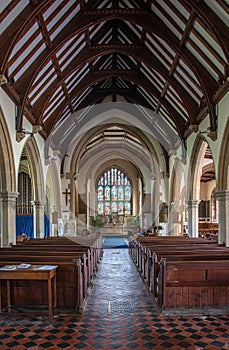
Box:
[0,0,228,145]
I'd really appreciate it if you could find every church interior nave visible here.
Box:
[0,238,228,350]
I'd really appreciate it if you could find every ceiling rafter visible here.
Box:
[0,0,49,71]
[183,0,229,59]
[3,9,216,106]
[44,69,187,137]
[1,0,227,146]
[75,83,153,111]
[30,44,197,126]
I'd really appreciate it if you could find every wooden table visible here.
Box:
[0,264,58,322]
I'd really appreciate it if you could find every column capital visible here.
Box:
[215,190,229,201]
[149,172,157,180]
[0,191,18,200]
[31,200,46,208]
[186,200,200,207]
[73,172,80,181]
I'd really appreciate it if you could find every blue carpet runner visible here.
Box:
[102,237,128,248]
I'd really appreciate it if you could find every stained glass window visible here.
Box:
[97,168,132,216]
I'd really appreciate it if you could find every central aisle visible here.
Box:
[81,247,159,348]
[79,247,229,350]
[0,245,228,349]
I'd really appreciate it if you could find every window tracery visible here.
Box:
[97,168,132,216]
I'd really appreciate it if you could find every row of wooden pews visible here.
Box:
[0,235,103,315]
[129,236,229,313]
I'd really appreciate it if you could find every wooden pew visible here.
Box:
[129,237,229,313]
[0,235,103,314]
[129,238,219,278]
[148,249,229,299]
[158,259,229,310]
[142,245,228,283]
[18,235,103,278]
[0,258,84,311]
[7,244,94,285]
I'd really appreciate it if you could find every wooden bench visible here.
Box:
[0,235,103,314]
[129,237,229,313]
[18,236,103,277]
[6,245,94,286]
[129,238,218,275]
[0,257,84,310]
[158,259,229,310]
[148,249,229,299]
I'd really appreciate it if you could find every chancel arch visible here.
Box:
[68,120,164,232]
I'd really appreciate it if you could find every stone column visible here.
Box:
[32,201,45,238]
[72,172,79,218]
[87,177,90,230]
[215,190,229,246]
[50,205,58,236]
[143,193,152,229]
[167,206,175,236]
[150,174,158,227]
[186,200,200,237]
[138,177,143,230]
[0,191,18,246]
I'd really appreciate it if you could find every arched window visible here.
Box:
[97,168,132,216]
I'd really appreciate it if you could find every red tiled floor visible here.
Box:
[0,246,228,349]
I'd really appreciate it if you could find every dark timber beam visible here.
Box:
[44,70,187,137]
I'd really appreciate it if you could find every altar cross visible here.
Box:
[62,188,71,205]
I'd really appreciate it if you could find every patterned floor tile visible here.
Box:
[0,247,228,349]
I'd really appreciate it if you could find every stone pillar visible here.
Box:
[32,201,45,238]
[72,172,79,218]
[0,191,18,246]
[186,200,200,237]
[169,208,180,236]
[143,193,152,229]
[50,205,58,236]
[138,177,143,230]
[150,174,158,227]
[215,190,229,246]
[167,207,175,236]
[87,177,90,230]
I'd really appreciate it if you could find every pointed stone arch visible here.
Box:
[218,119,229,191]
[0,106,17,245]
[0,106,16,192]
[216,119,229,245]
[188,136,209,201]
[187,136,208,237]
[23,137,45,237]
[24,137,45,202]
